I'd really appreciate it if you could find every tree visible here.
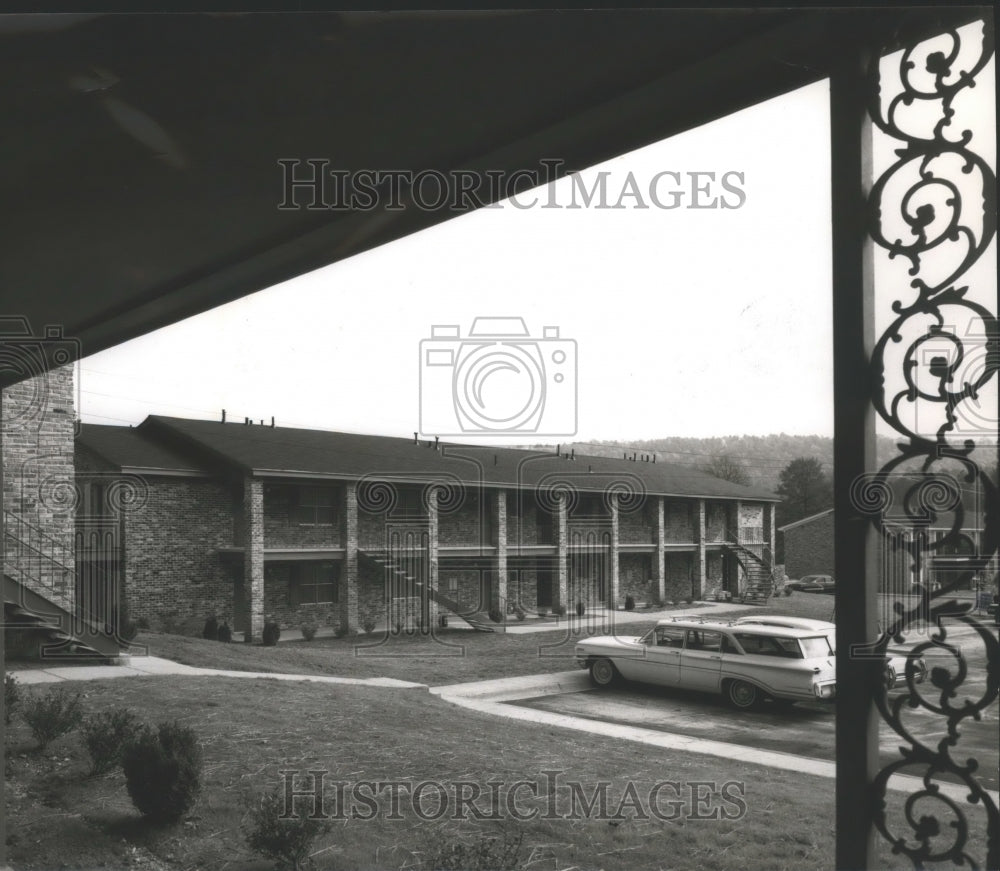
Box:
[700,455,751,487]
[776,457,832,522]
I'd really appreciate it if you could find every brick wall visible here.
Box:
[263,483,343,548]
[122,477,240,626]
[664,552,694,601]
[619,499,655,544]
[664,501,695,543]
[263,562,341,628]
[619,553,653,601]
[705,502,729,541]
[438,491,489,547]
[3,365,77,609]
[782,512,834,579]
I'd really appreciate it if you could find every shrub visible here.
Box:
[552,604,566,617]
[421,827,524,871]
[23,688,84,751]
[82,707,142,775]
[438,614,449,628]
[122,721,202,822]
[244,787,331,870]
[575,601,586,617]
[514,606,526,621]
[784,586,793,597]
[361,615,377,634]
[300,623,318,642]
[624,595,636,611]
[536,609,548,619]
[262,621,281,647]
[136,616,151,630]
[487,607,504,624]
[217,621,233,642]
[332,625,348,639]
[5,674,20,726]
[203,616,219,640]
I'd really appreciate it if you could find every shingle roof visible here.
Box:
[77,424,208,474]
[129,415,779,502]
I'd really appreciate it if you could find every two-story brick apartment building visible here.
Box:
[76,415,780,640]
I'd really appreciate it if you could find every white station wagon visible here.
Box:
[574,617,837,709]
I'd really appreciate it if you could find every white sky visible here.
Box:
[81,80,837,443]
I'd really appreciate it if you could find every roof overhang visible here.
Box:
[2,6,988,384]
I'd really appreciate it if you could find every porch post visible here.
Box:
[654,496,665,603]
[767,503,776,560]
[555,495,569,611]
[495,489,508,611]
[695,499,706,597]
[243,476,265,642]
[831,49,880,871]
[340,483,358,633]
[608,492,620,609]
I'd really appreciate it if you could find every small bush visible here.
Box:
[624,595,636,611]
[300,623,318,642]
[203,616,219,640]
[487,607,504,624]
[262,621,281,646]
[82,707,142,775]
[156,610,183,635]
[438,614,449,628]
[5,674,20,726]
[332,625,348,639]
[244,787,331,870]
[575,601,586,617]
[552,604,566,617]
[23,688,84,751]
[217,621,233,642]
[119,619,139,643]
[536,609,548,619]
[514,606,526,622]
[122,721,202,822]
[361,615,377,634]
[136,616,151,630]
[420,827,524,871]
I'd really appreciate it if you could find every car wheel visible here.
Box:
[727,680,762,710]
[589,657,618,687]
[884,665,897,690]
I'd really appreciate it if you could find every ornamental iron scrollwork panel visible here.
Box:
[863,19,998,870]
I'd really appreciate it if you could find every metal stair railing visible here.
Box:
[360,549,495,632]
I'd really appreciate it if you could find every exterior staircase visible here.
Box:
[360,550,496,632]
[724,528,776,604]
[4,510,122,660]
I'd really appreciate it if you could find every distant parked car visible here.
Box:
[732,616,926,690]
[574,617,836,709]
[785,574,835,593]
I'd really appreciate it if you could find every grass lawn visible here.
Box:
[6,675,844,871]
[129,622,658,684]
[132,593,838,684]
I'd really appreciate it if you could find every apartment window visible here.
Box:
[290,561,338,606]
[295,487,336,526]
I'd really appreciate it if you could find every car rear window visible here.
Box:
[799,635,833,658]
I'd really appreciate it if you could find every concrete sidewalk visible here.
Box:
[501,602,751,634]
[9,655,424,689]
[429,670,1000,807]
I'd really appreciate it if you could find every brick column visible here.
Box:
[654,497,666,603]
[494,489,508,611]
[427,486,439,628]
[695,499,707,598]
[734,499,744,593]
[340,483,359,633]
[555,495,568,611]
[243,477,264,642]
[609,493,620,608]
[767,503,776,558]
